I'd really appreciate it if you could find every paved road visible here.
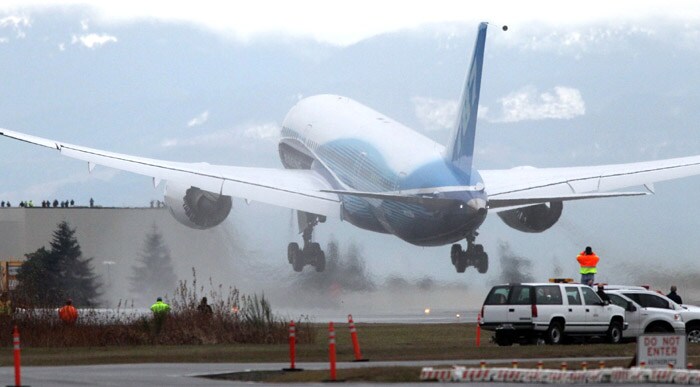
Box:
[0,357,636,386]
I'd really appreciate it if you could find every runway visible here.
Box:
[0,357,635,386]
[280,308,481,324]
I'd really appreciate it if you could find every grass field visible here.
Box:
[4,323,697,382]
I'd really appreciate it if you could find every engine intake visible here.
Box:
[164,183,232,230]
[497,201,563,233]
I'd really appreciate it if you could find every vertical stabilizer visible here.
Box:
[444,22,488,181]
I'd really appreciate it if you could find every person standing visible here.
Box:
[576,246,599,285]
[596,284,610,303]
[197,297,213,316]
[150,297,170,335]
[150,297,171,316]
[58,299,78,325]
[667,286,683,304]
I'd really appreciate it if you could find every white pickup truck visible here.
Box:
[604,287,700,342]
[480,282,626,346]
[604,289,685,339]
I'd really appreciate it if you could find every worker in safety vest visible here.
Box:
[150,297,171,316]
[576,246,599,285]
[58,299,78,325]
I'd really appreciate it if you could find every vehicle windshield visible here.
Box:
[607,293,631,309]
[623,292,674,310]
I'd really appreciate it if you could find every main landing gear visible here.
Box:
[287,211,326,272]
[450,234,488,273]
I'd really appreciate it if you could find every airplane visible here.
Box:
[3,22,700,274]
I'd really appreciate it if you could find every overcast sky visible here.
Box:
[1,0,700,45]
[2,1,700,289]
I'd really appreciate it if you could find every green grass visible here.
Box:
[5,323,700,382]
[1,323,685,365]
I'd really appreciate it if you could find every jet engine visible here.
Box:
[497,201,563,233]
[164,183,232,230]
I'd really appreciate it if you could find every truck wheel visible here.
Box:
[687,324,700,343]
[545,322,563,345]
[608,322,623,344]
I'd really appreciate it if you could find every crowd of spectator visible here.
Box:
[1,198,96,208]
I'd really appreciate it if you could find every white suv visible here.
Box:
[604,289,685,339]
[480,282,626,346]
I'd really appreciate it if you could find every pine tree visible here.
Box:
[130,224,177,302]
[16,221,101,306]
[50,221,101,306]
[15,247,52,305]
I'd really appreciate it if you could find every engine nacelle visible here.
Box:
[164,183,232,230]
[497,201,563,233]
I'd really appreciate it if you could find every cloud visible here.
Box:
[412,97,457,132]
[0,15,30,39]
[187,111,209,127]
[513,25,657,54]
[492,86,585,123]
[161,122,279,148]
[412,96,492,132]
[1,1,698,46]
[71,33,118,49]
[243,123,278,140]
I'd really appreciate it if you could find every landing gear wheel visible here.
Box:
[476,252,489,274]
[311,242,326,272]
[287,242,300,264]
[450,244,462,265]
[545,321,563,345]
[455,252,468,273]
[289,243,304,272]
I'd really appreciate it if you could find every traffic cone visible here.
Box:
[347,314,368,362]
[283,320,302,371]
[328,322,337,381]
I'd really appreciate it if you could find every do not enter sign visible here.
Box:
[637,334,687,368]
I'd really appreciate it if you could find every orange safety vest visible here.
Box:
[576,252,599,274]
[59,305,78,324]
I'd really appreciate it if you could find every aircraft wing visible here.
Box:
[0,128,341,217]
[480,155,700,211]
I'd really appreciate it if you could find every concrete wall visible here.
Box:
[0,207,243,306]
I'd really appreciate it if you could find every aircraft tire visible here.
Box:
[477,252,489,274]
[291,246,304,272]
[450,244,462,265]
[455,253,468,273]
[314,250,326,272]
[288,242,300,264]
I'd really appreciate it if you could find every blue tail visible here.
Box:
[444,22,488,182]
